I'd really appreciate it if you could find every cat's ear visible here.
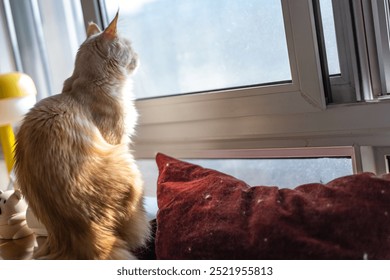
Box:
[87,22,101,38]
[103,11,119,40]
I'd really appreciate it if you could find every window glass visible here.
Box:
[104,0,291,99]
[38,0,86,96]
[138,157,353,196]
[0,6,15,73]
[7,0,85,100]
[319,0,341,75]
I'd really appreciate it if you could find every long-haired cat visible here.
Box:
[14,13,150,259]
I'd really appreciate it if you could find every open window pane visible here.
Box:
[319,0,341,75]
[104,0,291,99]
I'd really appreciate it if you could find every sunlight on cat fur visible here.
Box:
[14,12,150,259]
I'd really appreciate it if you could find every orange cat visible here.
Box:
[14,13,150,259]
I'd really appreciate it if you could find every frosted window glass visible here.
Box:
[105,0,291,98]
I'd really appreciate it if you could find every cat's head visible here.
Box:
[75,12,138,80]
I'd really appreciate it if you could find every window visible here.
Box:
[140,157,353,196]
[94,0,329,160]
[316,0,358,103]
[2,0,85,99]
[105,0,291,98]
[138,147,355,196]
[84,0,390,163]
[328,0,390,101]
[0,2,15,73]
[318,0,340,76]
[102,0,327,107]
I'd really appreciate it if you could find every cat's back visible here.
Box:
[22,93,80,129]
[18,93,93,146]
[15,93,99,179]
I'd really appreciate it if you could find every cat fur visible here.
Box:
[14,13,150,259]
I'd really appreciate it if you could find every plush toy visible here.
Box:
[0,190,33,239]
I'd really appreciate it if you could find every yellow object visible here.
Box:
[0,72,37,174]
[0,125,16,173]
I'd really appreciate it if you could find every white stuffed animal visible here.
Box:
[0,190,33,239]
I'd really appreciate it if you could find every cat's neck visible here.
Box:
[63,71,132,98]
[62,73,134,145]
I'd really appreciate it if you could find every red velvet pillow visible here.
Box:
[155,153,390,260]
